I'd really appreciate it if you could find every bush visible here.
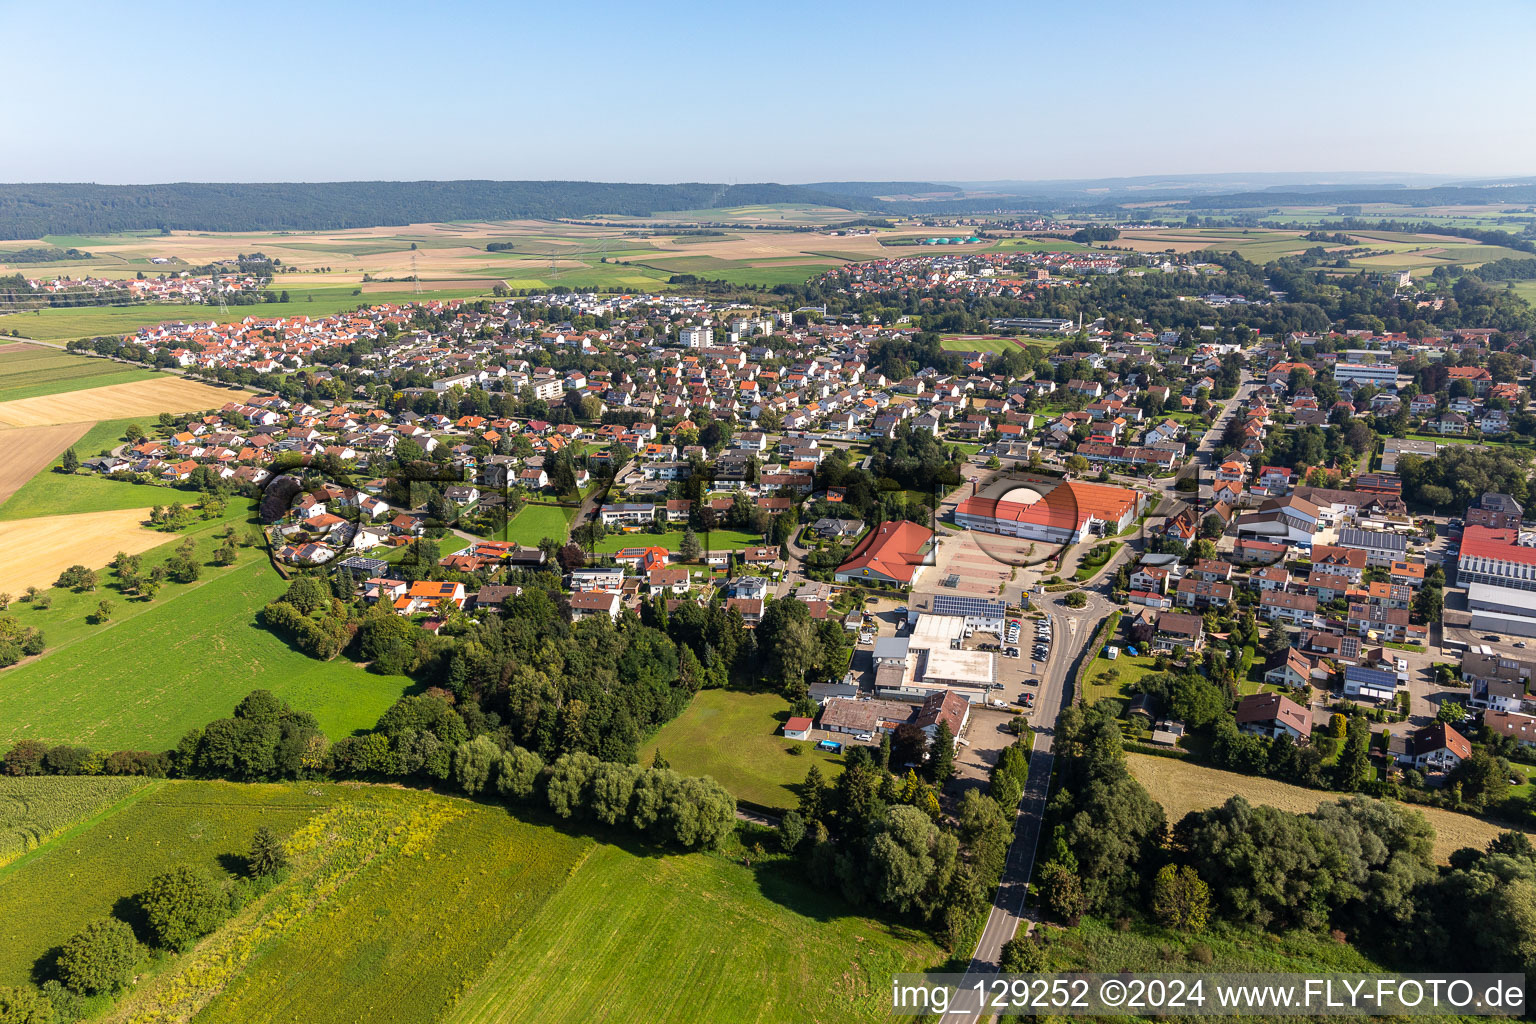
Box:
[0,985,53,1024]
[138,866,228,952]
[57,918,140,995]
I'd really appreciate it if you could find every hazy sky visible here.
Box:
[6,0,1534,184]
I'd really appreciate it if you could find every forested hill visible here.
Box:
[0,181,874,238]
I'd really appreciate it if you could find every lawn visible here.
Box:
[1073,540,1122,581]
[1082,652,1161,706]
[0,552,413,751]
[641,688,845,812]
[0,346,159,401]
[500,502,574,546]
[938,334,1024,354]
[1125,753,1533,863]
[596,528,761,553]
[446,841,941,1024]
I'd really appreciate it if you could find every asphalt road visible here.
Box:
[949,587,1116,1019]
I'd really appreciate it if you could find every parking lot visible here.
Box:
[928,528,1015,597]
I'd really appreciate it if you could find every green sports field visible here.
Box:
[0,551,412,751]
[0,345,159,401]
[640,688,846,811]
[0,778,942,1024]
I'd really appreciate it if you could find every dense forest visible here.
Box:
[0,182,871,238]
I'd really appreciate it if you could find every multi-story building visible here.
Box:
[1467,493,1524,531]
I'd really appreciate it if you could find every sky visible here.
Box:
[5,0,1534,185]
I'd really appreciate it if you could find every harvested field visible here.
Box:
[0,376,250,427]
[0,507,162,596]
[1126,753,1532,863]
[0,421,92,505]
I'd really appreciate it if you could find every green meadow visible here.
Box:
[0,778,942,1024]
[0,550,413,751]
[595,528,762,553]
[499,502,575,545]
[640,688,846,812]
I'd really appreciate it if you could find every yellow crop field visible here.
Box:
[0,507,163,596]
[0,377,251,427]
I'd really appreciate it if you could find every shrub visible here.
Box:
[0,984,53,1024]
[57,918,140,995]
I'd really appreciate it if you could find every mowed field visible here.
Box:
[0,375,251,427]
[447,841,937,1024]
[640,689,845,812]
[500,502,575,545]
[0,506,162,597]
[0,779,941,1024]
[1126,753,1531,863]
[0,421,92,505]
[0,343,159,401]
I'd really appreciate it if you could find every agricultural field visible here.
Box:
[1126,753,1532,863]
[0,551,412,751]
[1,778,941,1024]
[0,284,491,342]
[0,776,147,868]
[448,841,940,1024]
[0,505,252,655]
[0,780,338,988]
[0,418,173,520]
[170,794,592,1024]
[0,421,92,506]
[595,528,762,553]
[499,502,575,546]
[0,376,252,428]
[640,689,845,811]
[0,506,165,597]
[0,343,159,401]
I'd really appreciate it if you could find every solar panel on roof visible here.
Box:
[931,594,1006,617]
